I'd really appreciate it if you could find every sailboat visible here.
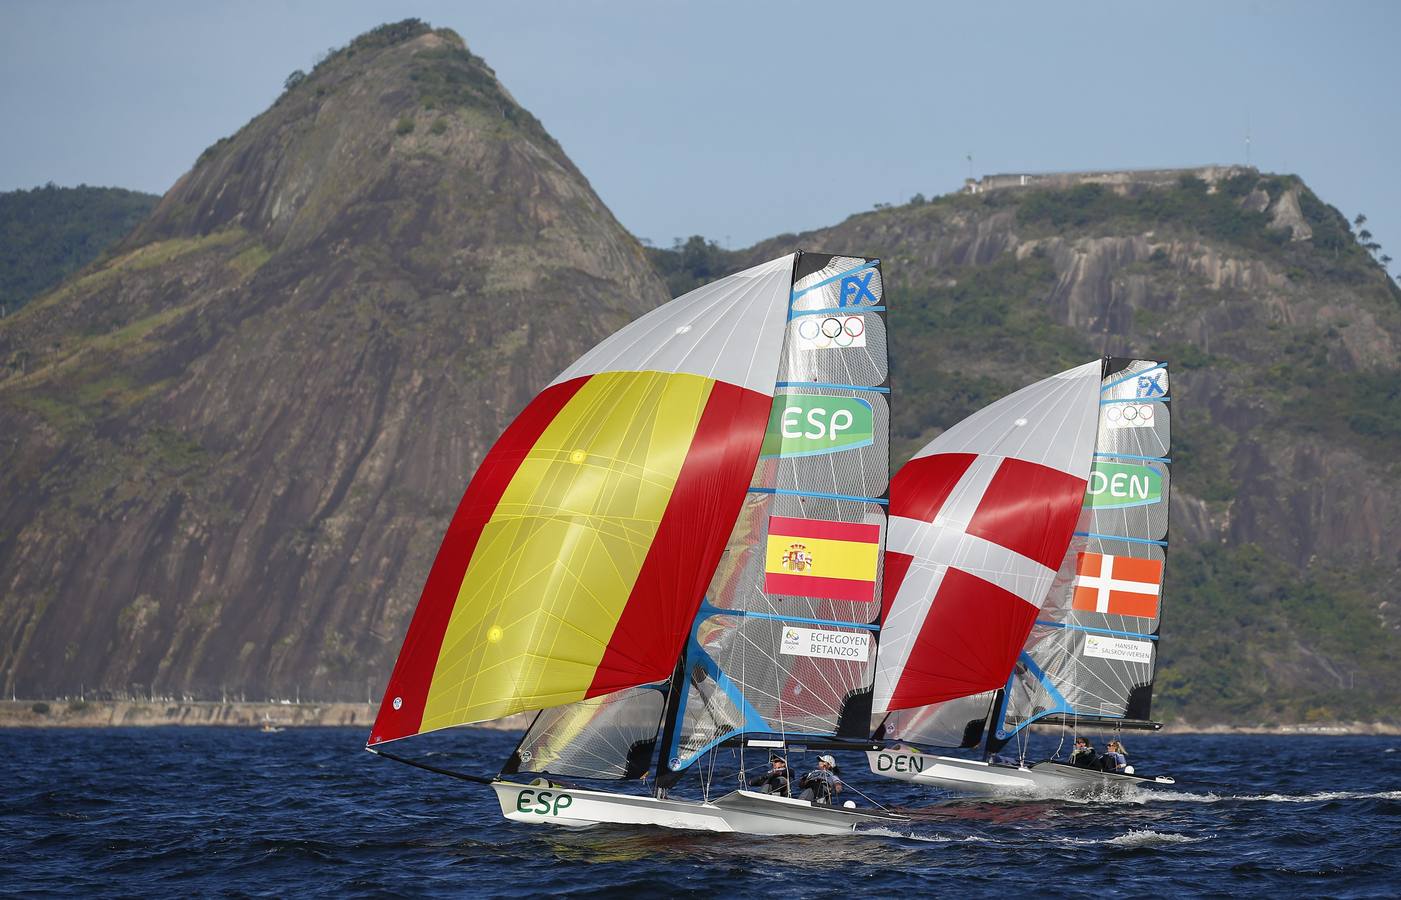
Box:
[866,358,1177,796]
[367,252,908,834]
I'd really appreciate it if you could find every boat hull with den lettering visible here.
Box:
[866,748,1175,797]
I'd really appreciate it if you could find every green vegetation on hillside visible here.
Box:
[645,235,744,298]
[1016,174,1387,285]
[887,254,1097,461]
[0,184,158,316]
[1159,543,1400,723]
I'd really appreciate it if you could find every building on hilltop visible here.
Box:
[964,165,1257,195]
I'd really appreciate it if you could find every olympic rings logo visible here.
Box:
[795,314,865,349]
[1105,403,1156,427]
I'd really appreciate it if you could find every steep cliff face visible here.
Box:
[0,21,669,699]
[741,170,1401,720]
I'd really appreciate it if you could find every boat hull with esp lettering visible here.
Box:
[492,781,907,835]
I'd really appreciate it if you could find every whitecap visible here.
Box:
[1105,830,1208,848]
[863,827,991,844]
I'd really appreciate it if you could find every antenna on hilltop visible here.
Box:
[1245,111,1252,166]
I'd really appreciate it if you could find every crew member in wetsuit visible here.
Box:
[798,755,843,805]
[1100,739,1128,773]
[1070,736,1098,768]
[748,754,791,796]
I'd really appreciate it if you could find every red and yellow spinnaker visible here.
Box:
[370,256,795,744]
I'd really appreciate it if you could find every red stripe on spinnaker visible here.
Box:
[368,377,588,744]
[886,567,1039,710]
[880,550,914,624]
[764,571,877,603]
[966,457,1087,570]
[767,516,880,544]
[891,452,977,523]
[586,381,772,698]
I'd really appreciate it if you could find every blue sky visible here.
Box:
[2,0,1397,266]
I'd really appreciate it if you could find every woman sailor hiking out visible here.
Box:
[797,755,844,805]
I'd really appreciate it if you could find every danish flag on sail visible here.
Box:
[1071,551,1162,618]
[872,361,1104,715]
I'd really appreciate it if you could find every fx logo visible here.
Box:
[839,271,877,307]
[1136,372,1165,398]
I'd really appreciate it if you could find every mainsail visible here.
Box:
[872,361,1103,748]
[371,252,890,791]
[660,254,889,775]
[991,359,1171,742]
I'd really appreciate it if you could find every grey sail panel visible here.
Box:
[504,685,666,780]
[666,254,889,774]
[879,690,995,749]
[997,360,1171,738]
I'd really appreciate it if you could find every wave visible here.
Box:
[1235,790,1401,803]
[1122,789,1401,804]
[863,827,990,844]
[1105,830,1208,848]
[1059,830,1209,848]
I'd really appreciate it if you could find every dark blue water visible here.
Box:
[3,728,1399,897]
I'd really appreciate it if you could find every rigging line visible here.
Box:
[748,486,889,506]
[774,381,891,394]
[1101,362,1167,393]
[705,738,719,802]
[787,305,886,320]
[789,260,880,301]
[1074,531,1168,547]
[1094,451,1171,463]
[837,773,895,813]
[366,747,495,785]
[1036,620,1159,640]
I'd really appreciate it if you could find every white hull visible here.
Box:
[867,749,1174,797]
[492,781,905,836]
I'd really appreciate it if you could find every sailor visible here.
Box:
[1070,736,1098,768]
[748,754,791,796]
[1100,739,1128,773]
[797,755,843,805]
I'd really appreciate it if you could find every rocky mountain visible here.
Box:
[726,168,1401,723]
[0,21,668,701]
[4,20,1397,726]
[0,184,158,317]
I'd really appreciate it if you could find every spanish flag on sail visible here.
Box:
[764,516,880,602]
[370,256,798,745]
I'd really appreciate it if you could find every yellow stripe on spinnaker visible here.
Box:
[421,371,715,730]
[763,534,879,582]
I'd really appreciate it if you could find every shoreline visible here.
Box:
[0,700,533,731]
[1,700,1395,735]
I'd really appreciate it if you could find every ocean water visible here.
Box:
[3,728,1399,897]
